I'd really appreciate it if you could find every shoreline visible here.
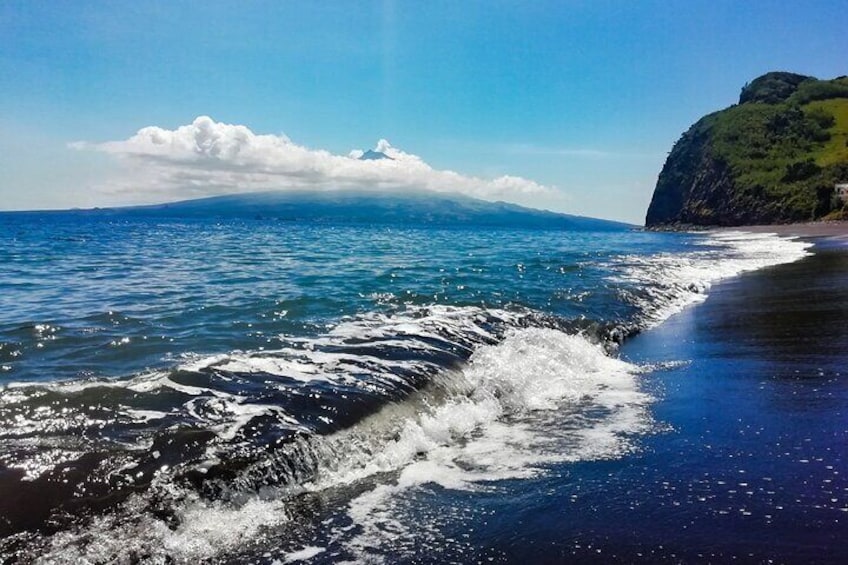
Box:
[644,221,848,240]
[616,235,848,562]
[714,221,848,239]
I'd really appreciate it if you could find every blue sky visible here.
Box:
[1,1,845,223]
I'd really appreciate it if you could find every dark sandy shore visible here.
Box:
[617,234,848,563]
[716,221,848,239]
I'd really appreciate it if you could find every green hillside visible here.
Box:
[646,72,848,226]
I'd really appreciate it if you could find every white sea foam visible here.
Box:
[122,408,169,422]
[40,488,291,564]
[292,328,651,489]
[283,546,326,562]
[611,230,812,328]
[70,305,515,387]
[330,328,652,559]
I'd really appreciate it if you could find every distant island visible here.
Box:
[646,72,848,227]
[30,190,631,231]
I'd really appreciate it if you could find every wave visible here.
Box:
[21,328,651,563]
[0,230,814,562]
[609,230,812,329]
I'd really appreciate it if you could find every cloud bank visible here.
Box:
[73,116,562,208]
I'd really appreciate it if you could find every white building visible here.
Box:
[836,183,848,203]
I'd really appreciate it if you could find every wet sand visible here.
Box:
[717,222,848,239]
[617,235,848,563]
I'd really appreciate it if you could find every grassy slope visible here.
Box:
[706,80,848,221]
[808,98,848,167]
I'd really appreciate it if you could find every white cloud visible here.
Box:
[72,116,564,208]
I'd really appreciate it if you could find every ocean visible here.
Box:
[0,211,842,563]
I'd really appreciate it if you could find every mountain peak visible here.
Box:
[359,149,393,161]
[738,71,815,105]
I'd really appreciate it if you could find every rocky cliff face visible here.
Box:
[646,72,848,227]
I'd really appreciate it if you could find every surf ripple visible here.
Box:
[609,230,813,329]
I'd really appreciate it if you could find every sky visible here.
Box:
[0,1,845,224]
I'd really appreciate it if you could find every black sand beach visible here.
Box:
[719,222,848,239]
[617,230,848,563]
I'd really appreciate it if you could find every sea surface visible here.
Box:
[0,212,839,563]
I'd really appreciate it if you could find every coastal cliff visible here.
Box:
[645,72,848,227]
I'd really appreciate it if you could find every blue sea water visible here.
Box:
[0,211,836,563]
